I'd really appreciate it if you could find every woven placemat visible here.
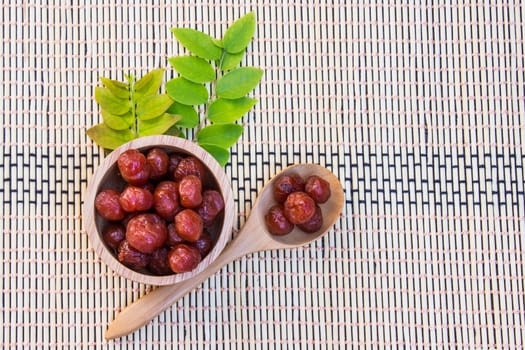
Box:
[1,1,524,348]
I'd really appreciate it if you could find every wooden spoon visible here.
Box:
[105,164,345,340]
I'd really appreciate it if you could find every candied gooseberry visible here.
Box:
[297,204,323,233]
[95,189,126,221]
[168,244,202,273]
[119,186,154,212]
[304,175,331,204]
[126,213,168,254]
[147,148,169,180]
[283,191,316,225]
[153,181,180,221]
[265,204,294,235]
[174,209,203,242]
[117,149,151,186]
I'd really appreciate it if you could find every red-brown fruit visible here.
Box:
[297,205,323,233]
[304,175,331,204]
[148,247,173,275]
[153,181,180,221]
[126,213,167,254]
[273,173,305,203]
[117,149,151,186]
[283,191,316,225]
[197,190,225,226]
[192,230,213,257]
[174,156,206,181]
[117,240,150,269]
[166,222,185,246]
[147,148,169,180]
[102,223,126,250]
[174,209,203,242]
[265,204,294,235]
[119,186,154,212]
[95,189,126,221]
[167,153,184,176]
[179,175,203,208]
[168,244,202,273]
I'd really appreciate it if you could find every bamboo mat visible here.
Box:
[1,1,524,349]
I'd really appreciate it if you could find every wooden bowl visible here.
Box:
[83,135,234,285]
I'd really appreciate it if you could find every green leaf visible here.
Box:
[208,97,257,124]
[134,68,165,97]
[171,28,222,60]
[166,77,209,106]
[136,94,174,120]
[198,143,230,167]
[197,123,243,148]
[100,77,130,100]
[95,87,130,115]
[223,12,256,53]
[138,113,182,137]
[101,109,133,130]
[220,50,245,71]
[165,125,186,138]
[86,123,134,150]
[166,101,199,128]
[168,56,215,83]
[216,67,263,99]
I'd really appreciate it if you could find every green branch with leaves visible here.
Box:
[88,12,263,166]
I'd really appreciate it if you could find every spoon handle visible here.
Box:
[105,216,267,340]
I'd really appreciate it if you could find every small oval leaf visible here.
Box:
[95,87,130,115]
[168,56,215,83]
[136,94,174,120]
[197,124,243,148]
[223,12,256,53]
[208,97,257,124]
[166,77,209,106]
[166,101,199,128]
[216,67,263,99]
[134,68,165,97]
[199,143,230,167]
[138,114,182,137]
[221,51,245,71]
[171,28,222,60]
[101,109,133,130]
[87,123,134,150]
[100,77,129,100]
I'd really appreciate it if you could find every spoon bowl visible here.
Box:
[105,163,344,339]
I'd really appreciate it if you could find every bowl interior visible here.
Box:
[83,135,234,285]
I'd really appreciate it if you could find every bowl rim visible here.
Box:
[82,135,235,285]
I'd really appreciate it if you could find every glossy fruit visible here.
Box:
[297,204,323,233]
[283,191,316,225]
[178,175,203,208]
[119,186,154,212]
[265,204,294,235]
[273,173,305,203]
[174,209,203,242]
[192,230,213,257]
[95,189,126,221]
[117,149,151,186]
[174,156,206,181]
[168,244,202,273]
[197,190,225,226]
[304,175,331,204]
[147,147,169,180]
[117,240,150,269]
[102,223,126,250]
[126,213,168,254]
[153,181,180,221]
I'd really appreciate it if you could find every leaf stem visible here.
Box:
[128,74,139,137]
[194,49,226,141]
